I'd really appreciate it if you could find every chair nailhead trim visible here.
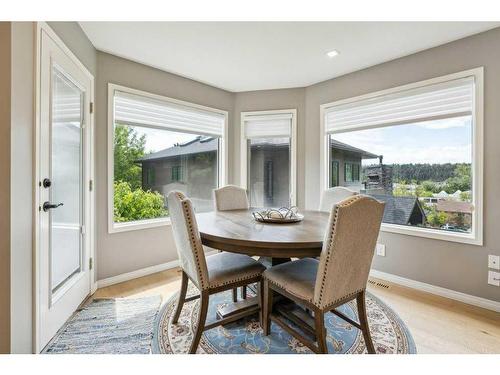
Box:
[178,193,209,291]
[321,289,364,311]
[209,272,263,288]
[264,277,314,303]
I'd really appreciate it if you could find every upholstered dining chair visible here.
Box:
[214,184,250,211]
[213,185,250,302]
[167,191,266,354]
[262,195,385,354]
[319,186,358,212]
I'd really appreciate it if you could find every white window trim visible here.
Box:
[240,109,297,206]
[108,83,228,233]
[320,68,483,246]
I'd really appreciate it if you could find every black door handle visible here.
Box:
[43,202,64,212]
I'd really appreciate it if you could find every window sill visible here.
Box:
[380,223,482,246]
[109,217,171,234]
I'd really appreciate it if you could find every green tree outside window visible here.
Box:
[114,124,146,190]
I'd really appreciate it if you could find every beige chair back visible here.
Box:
[313,195,385,309]
[167,191,209,290]
[319,187,358,212]
[214,185,249,211]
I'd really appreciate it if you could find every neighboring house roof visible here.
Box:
[137,136,217,162]
[250,138,290,148]
[137,135,380,163]
[368,194,426,226]
[436,200,474,214]
[330,139,379,159]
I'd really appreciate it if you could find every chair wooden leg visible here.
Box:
[172,271,188,324]
[357,290,376,354]
[189,290,209,354]
[232,288,238,302]
[262,279,273,335]
[257,281,264,326]
[242,285,247,299]
[314,308,328,353]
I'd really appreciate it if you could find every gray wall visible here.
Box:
[304,28,500,302]
[10,22,35,354]
[0,21,12,354]
[95,52,234,280]
[47,22,97,75]
[52,25,500,301]
[6,22,500,354]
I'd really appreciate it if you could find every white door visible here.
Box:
[38,29,93,350]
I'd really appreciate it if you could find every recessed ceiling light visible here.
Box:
[327,50,339,58]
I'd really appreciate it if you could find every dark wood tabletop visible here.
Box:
[196,208,330,258]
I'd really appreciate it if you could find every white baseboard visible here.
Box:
[97,259,180,288]
[95,250,219,289]
[369,269,500,313]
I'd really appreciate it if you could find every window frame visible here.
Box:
[171,165,183,182]
[319,68,484,245]
[344,161,361,183]
[240,109,297,207]
[107,83,228,233]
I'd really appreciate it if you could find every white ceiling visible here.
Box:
[80,22,499,92]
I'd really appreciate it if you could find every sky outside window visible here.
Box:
[333,116,472,165]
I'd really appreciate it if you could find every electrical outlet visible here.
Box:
[376,243,386,257]
[488,255,500,270]
[488,271,500,286]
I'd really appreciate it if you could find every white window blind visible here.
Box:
[114,91,225,137]
[244,113,293,138]
[325,77,474,133]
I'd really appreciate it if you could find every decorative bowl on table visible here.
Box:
[252,206,304,223]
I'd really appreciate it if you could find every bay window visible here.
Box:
[241,110,297,207]
[108,84,228,232]
[320,68,483,244]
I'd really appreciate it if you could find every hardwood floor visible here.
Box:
[92,268,500,354]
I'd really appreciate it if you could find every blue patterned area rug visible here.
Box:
[43,296,162,354]
[153,286,416,354]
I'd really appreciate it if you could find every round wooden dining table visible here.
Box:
[196,208,330,262]
[195,208,330,320]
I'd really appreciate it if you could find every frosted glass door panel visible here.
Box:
[50,66,83,291]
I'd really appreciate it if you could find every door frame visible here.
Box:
[33,22,96,353]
